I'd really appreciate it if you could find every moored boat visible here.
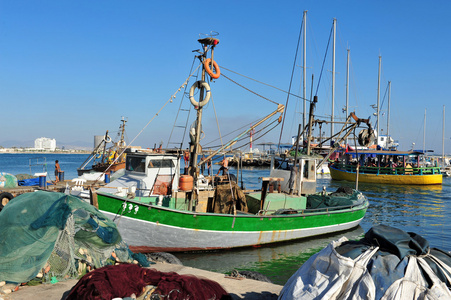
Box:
[94,148,368,252]
[78,118,128,176]
[330,150,442,185]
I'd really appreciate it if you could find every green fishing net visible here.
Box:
[307,189,365,210]
[0,173,18,188]
[0,191,141,284]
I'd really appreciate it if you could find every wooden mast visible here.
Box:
[187,37,219,210]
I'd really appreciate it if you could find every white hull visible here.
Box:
[102,211,363,252]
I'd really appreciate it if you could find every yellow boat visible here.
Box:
[330,150,443,185]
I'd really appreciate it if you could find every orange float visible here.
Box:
[179,175,194,191]
[203,58,220,79]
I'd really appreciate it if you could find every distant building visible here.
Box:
[34,137,57,151]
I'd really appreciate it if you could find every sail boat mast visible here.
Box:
[386,81,391,149]
[303,10,307,131]
[331,18,336,139]
[443,105,445,164]
[423,108,426,153]
[189,37,219,178]
[345,48,350,146]
[377,56,381,139]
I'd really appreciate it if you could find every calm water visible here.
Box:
[1,153,451,285]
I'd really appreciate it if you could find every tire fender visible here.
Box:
[0,192,14,211]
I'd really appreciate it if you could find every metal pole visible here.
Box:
[331,18,336,140]
[443,105,446,166]
[423,108,426,153]
[345,48,350,146]
[387,81,391,148]
[303,10,307,133]
[377,56,381,140]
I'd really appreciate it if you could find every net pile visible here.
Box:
[0,172,17,188]
[306,187,365,210]
[0,191,145,284]
[211,181,248,214]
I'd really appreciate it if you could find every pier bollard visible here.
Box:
[39,175,46,188]
[58,171,65,182]
[105,172,110,183]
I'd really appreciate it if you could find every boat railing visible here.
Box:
[334,163,441,175]
[257,200,367,216]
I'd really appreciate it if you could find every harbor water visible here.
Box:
[1,153,451,285]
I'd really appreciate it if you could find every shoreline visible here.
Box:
[0,151,91,154]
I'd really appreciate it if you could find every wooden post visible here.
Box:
[90,187,99,209]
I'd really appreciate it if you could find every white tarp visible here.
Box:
[279,237,451,300]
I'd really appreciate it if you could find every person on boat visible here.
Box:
[206,157,212,175]
[183,149,189,175]
[200,155,206,175]
[216,157,229,176]
[55,160,61,183]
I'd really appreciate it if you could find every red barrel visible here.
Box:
[179,175,194,191]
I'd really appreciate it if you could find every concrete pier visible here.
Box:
[5,262,283,299]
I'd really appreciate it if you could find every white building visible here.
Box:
[34,137,57,151]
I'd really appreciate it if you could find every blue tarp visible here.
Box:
[17,178,40,186]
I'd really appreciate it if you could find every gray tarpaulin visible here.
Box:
[279,225,451,300]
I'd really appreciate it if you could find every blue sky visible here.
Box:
[1,1,450,153]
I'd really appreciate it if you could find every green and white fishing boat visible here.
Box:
[91,35,368,252]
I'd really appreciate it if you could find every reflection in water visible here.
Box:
[176,226,364,285]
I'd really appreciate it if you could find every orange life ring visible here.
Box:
[204,58,220,79]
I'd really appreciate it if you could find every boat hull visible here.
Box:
[96,192,368,252]
[330,165,443,185]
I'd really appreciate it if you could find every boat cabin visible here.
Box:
[269,154,318,195]
[98,148,181,197]
[336,150,441,176]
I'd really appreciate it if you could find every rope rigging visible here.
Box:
[202,118,280,151]
[277,15,304,149]
[315,24,333,97]
[220,73,280,105]
[167,57,200,150]
[219,66,309,102]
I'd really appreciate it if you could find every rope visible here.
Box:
[209,80,225,149]
[315,24,333,97]
[203,118,280,151]
[221,73,279,105]
[201,114,278,149]
[220,66,308,101]
[278,13,304,148]
[167,57,199,149]
[90,64,202,186]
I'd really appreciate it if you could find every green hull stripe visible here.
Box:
[97,193,367,232]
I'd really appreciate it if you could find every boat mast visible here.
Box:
[345,48,350,146]
[443,105,446,166]
[303,10,307,131]
[190,37,219,178]
[307,96,318,155]
[423,108,426,153]
[377,56,381,141]
[386,81,391,149]
[331,18,336,139]
[118,117,127,147]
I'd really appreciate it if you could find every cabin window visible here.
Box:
[126,156,146,173]
[148,159,175,169]
[275,159,290,170]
